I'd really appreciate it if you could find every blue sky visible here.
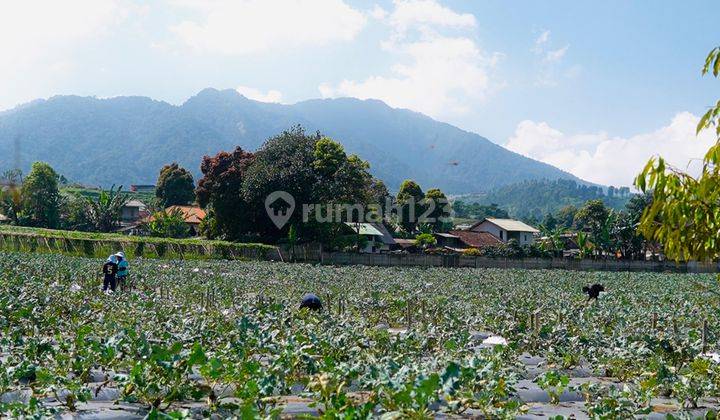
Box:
[1,0,718,186]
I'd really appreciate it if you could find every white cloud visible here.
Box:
[236,85,283,103]
[169,0,366,55]
[370,4,388,20]
[0,0,130,110]
[531,29,572,86]
[544,45,568,63]
[534,30,550,49]
[388,0,475,36]
[505,112,715,186]
[319,0,497,120]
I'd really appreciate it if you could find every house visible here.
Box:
[448,230,502,249]
[158,205,207,236]
[392,238,418,253]
[469,218,539,246]
[434,232,463,249]
[121,200,148,223]
[343,222,396,253]
[130,184,155,193]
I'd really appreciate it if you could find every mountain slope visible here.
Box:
[0,88,583,193]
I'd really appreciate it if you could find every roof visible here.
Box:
[344,222,383,237]
[165,205,206,225]
[124,199,146,209]
[435,233,459,238]
[369,222,397,245]
[394,238,417,249]
[449,230,502,248]
[472,218,540,233]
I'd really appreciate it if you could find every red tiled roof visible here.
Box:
[149,206,207,225]
[449,230,501,248]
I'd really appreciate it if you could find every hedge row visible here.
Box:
[0,228,275,261]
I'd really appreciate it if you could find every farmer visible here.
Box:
[102,254,119,293]
[115,251,129,291]
[299,293,322,311]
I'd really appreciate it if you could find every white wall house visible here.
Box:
[470,218,539,246]
[344,222,396,253]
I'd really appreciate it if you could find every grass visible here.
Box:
[0,225,275,260]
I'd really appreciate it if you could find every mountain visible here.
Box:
[0,88,583,194]
[457,179,633,220]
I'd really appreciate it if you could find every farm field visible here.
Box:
[2,251,720,418]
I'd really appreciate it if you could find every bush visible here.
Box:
[145,209,191,239]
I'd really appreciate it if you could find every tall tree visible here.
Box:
[396,179,424,233]
[21,162,61,228]
[423,188,451,232]
[196,147,255,240]
[156,162,195,207]
[243,126,378,244]
[636,46,720,261]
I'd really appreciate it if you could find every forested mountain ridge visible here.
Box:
[0,88,583,193]
[457,179,632,220]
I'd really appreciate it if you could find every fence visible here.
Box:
[318,252,718,273]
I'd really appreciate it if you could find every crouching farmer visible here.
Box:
[300,293,322,311]
[102,255,118,293]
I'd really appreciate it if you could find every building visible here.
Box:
[121,200,148,223]
[158,205,207,236]
[343,222,396,253]
[469,218,539,246]
[130,184,155,193]
[448,230,503,248]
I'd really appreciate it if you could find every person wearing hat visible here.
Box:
[115,252,129,291]
[102,254,119,293]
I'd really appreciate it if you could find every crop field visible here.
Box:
[2,251,720,419]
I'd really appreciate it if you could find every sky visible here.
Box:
[1,0,718,187]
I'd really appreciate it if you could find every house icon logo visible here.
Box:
[264,190,295,229]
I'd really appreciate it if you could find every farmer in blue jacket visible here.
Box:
[115,252,129,291]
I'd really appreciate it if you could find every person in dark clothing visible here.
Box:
[300,293,322,311]
[102,255,119,293]
[582,284,605,301]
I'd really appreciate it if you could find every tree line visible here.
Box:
[0,126,454,249]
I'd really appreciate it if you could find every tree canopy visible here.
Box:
[21,162,61,228]
[156,163,195,207]
[636,46,720,261]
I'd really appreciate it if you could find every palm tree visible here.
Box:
[85,185,130,232]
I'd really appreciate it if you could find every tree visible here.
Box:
[0,169,22,185]
[0,186,23,224]
[635,46,720,261]
[396,179,424,233]
[414,232,437,249]
[196,147,255,240]
[574,200,609,236]
[423,188,451,232]
[21,162,61,228]
[156,163,195,207]
[555,205,578,229]
[84,185,130,232]
[61,194,93,231]
[243,126,378,243]
[541,212,558,231]
[145,208,191,238]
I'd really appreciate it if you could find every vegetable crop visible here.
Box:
[1,251,720,418]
